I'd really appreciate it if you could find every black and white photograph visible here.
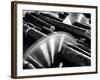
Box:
[11,1,97,78]
[23,10,91,69]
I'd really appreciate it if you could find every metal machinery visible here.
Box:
[23,11,91,69]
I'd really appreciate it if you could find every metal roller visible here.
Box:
[32,12,91,39]
[25,13,55,31]
[35,12,63,22]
